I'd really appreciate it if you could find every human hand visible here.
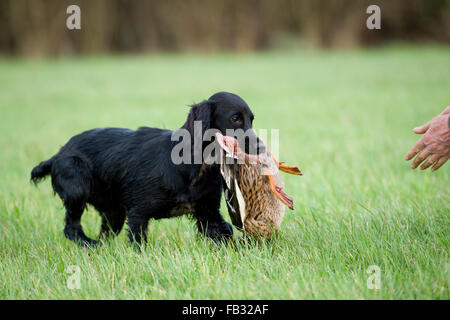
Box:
[405,106,450,171]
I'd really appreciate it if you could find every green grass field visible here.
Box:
[0,46,449,299]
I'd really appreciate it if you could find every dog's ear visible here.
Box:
[184,100,214,137]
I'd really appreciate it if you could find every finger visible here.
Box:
[411,148,431,169]
[431,156,450,172]
[405,139,426,161]
[420,154,440,170]
[413,121,430,134]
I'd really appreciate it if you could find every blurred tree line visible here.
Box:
[0,0,449,57]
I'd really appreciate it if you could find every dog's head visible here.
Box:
[184,92,265,155]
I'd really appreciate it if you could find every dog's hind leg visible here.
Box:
[51,156,97,248]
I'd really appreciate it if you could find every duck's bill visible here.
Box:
[265,173,294,210]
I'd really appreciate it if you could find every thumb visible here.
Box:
[413,121,430,134]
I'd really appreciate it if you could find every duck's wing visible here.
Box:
[233,171,246,228]
[221,158,245,229]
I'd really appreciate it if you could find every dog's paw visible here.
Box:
[81,239,99,249]
[64,227,99,249]
[205,221,233,243]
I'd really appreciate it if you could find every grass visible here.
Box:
[0,46,449,299]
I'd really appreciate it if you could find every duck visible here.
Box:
[215,132,302,239]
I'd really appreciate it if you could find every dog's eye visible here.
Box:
[230,114,241,123]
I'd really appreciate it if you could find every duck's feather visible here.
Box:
[221,156,244,229]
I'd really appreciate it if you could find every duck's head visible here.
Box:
[215,132,301,210]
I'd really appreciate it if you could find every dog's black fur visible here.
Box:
[31,92,261,247]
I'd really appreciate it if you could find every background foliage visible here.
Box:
[0,0,449,57]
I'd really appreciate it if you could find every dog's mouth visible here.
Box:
[215,132,301,210]
[243,133,266,155]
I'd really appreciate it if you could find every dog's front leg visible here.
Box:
[127,210,150,246]
[194,194,233,243]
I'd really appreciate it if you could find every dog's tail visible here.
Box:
[31,156,55,184]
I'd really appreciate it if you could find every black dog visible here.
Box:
[31,92,263,247]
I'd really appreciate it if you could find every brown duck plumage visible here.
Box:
[216,133,302,238]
